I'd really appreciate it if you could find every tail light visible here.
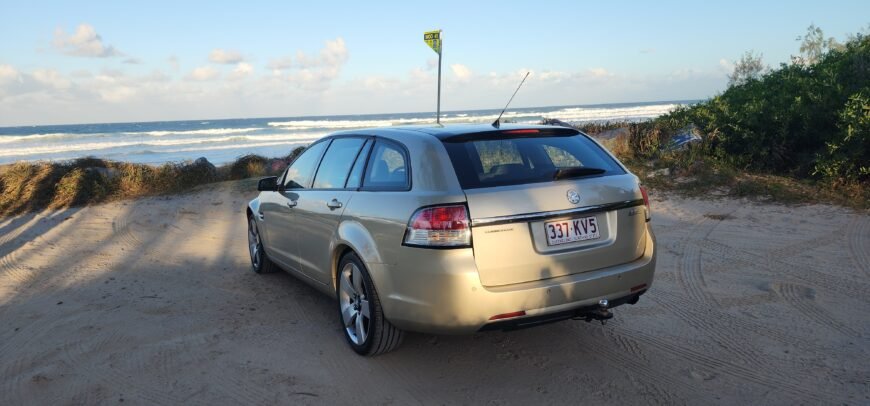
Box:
[489,311,526,320]
[640,186,651,221]
[403,204,471,247]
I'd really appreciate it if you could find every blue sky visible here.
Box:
[0,1,867,126]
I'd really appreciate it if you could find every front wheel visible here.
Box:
[247,215,277,274]
[337,253,404,355]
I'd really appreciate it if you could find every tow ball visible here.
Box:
[575,299,613,325]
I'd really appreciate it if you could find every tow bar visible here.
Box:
[574,299,613,325]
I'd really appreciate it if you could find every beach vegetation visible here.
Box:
[0,147,305,217]
[578,25,869,209]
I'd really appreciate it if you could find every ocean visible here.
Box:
[0,101,690,166]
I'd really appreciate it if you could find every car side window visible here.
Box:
[284,140,329,189]
[344,139,372,189]
[312,137,366,189]
[363,140,409,190]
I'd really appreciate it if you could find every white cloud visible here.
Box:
[187,66,220,81]
[267,37,349,90]
[0,52,730,126]
[53,24,122,58]
[0,64,20,84]
[32,69,71,89]
[261,38,350,91]
[587,68,613,78]
[538,71,569,82]
[93,73,138,102]
[718,58,734,73]
[294,37,348,69]
[228,62,254,80]
[167,55,180,71]
[267,56,293,71]
[450,64,473,82]
[208,49,245,64]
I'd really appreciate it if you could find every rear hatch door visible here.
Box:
[441,128,648,287]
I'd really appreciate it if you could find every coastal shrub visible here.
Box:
[52,167,109,208]
[0,147,308,217]
[814,91,870,183]
[227,155,270,180]
[284,146,306,163]
[657,32,869,184]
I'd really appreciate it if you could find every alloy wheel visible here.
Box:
[338,262,370,345]
[248,218,261,269]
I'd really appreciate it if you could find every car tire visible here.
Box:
[248,215,277,274]
[337,252,404,356]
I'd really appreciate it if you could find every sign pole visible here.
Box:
[437,39,441,124]
[424,29,443,124]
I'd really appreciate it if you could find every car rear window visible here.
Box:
[442,132,625,189]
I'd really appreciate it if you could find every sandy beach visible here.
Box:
[0,180,868,405]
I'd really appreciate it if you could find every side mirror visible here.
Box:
[257,176,279,191]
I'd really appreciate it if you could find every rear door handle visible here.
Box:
[327,199,343,210]
[257,212,265,220]
[287,200,298,208]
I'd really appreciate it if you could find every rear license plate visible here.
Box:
[544,216,600,246]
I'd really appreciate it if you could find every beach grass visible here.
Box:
[578,121,869,210]
[0,147,305,217]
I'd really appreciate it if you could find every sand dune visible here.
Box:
[0,180,868,404]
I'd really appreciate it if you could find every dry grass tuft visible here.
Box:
[0,146,307,217]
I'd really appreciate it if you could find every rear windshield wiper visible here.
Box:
[553,167,607,180]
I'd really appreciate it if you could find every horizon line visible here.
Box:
[0,98,702,130]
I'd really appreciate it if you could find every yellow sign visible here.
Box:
[424,30,441,54]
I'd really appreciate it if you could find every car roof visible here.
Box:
[330,123,579,141]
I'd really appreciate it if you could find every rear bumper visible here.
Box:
[478,289,645,331]
[367,225,656,335]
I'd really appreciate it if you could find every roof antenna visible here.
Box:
[492,71,530,128]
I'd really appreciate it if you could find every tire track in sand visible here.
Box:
[111,210,143,250]
[772,282,862,339]
[120,331,222,405]
[618,326,836,403]
[676,216,722,306]
[846,216,870,278]
[651,290,837,355]
[648,291,768,368]
[60,324,182,405]
[666,211,772,370]
[0,248,30,287]
[0,215,42,289]
[698,238,870,300]
[0,311,95,403]
[584,325,692,405]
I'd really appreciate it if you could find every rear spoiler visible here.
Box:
[440,127,579,143]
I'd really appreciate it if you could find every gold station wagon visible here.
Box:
[246,124,656,355]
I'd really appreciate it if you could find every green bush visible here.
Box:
[655,33,869,183]
[815,91,870,182]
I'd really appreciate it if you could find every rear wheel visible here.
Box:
[248,215,277,274]
[337,252,404,355]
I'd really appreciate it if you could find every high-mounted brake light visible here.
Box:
[640,186,651,221]
[501,129,539,135]
[403,204,471,247]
